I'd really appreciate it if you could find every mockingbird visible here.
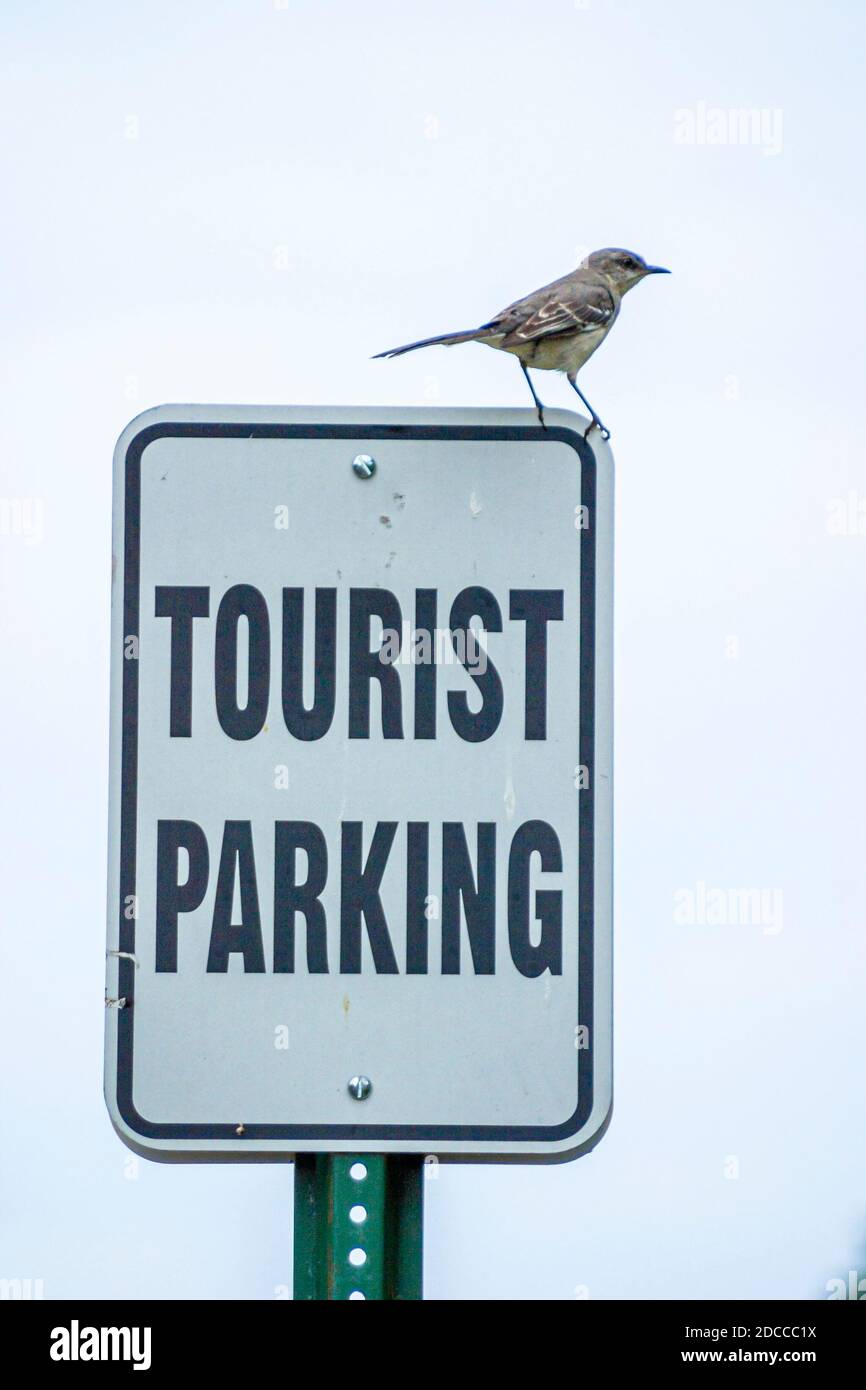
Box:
[374,247,669,438]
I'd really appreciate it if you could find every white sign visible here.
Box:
[104,405,613,1159]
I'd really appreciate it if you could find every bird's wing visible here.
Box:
[489,275,616,348]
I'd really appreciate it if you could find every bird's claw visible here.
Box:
[584,419,610,443]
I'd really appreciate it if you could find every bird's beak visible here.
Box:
[646,265,671,275]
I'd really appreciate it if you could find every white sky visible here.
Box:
[1,0,865,1299]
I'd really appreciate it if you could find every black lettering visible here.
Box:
[206,822,266,972]
[155,820,209,972]
[154,586,210,736]
[413,589,437,739]
[340,822,399,973]
[281,588,336,741]
[348,589,404,739]
[508,820,563,976]
[406,822,430,974]
[442,822,496,973]
[448,588,503,742]
[509,590,564,739]
[273,821,329,973]
[214,585,270,740]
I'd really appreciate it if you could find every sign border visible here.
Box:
[106,409,610,1158]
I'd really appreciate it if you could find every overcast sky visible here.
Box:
[1,0,865,1299]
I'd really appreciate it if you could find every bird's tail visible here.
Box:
[372,328,482,359]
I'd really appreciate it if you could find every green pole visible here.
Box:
[293,1155,424,1300]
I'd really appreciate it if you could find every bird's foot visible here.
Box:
[584,418,610,443]
[536,406,548,431]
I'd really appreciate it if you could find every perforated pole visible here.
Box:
[293,1155,423,1300]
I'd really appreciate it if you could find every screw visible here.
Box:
[235,1123,245,1136]
[348,1075,372,1101]
[352,454,376,479]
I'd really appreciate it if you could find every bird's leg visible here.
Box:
[567,375,610,441]
[519,361,547,429]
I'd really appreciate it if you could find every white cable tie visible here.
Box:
[107,950,139,968]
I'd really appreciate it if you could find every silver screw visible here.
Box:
[352,454,376,479]
[348,1075,372,1101]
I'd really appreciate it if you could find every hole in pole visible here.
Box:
[348,1248,367,1268]
[349,1162,367,1181]
[349,1205,367,1224]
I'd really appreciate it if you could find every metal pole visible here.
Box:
[293,1155,423,1300]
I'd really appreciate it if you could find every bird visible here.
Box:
[373,247,670,439]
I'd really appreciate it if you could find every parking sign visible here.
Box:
[104,405,613,1159]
